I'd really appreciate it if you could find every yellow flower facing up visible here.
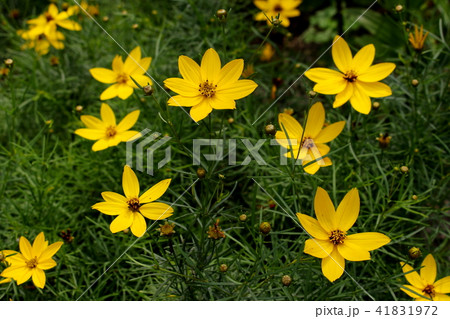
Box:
[305,36,396,114]
[409,25,429,51]
[75,103,141,151]
[254,0,302,27]
[164,48,258,122]
[400,254,450,301]
[0,233,63,289]
[297,187,391,282]
[90,46,152,100]
[92,165,174,237]
[275,102,345,175]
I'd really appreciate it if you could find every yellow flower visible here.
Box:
[18,29,65,55]
[92,165,174,237]
[260,43,275,61]
[408,25,429,51]
[164,48,258,122]
[90,46,152,100]
[305,36,396,114]
[0,233,63,289]
[400,254,450,301]
[254,0,302,27]
[74,103,141,151]
[297,187,391,282]
[275,102,345,174]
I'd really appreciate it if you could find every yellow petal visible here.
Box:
[314,121,345,144]
[351,44,375,74]
[55,19,81,31]
[314,187,336,232]
[89,68,117,84]
[32,232,47,257]
[130,213,146,237]
[400,285,427,299]
[38,241,63,262]
[434,276,450,294]
[303,238,334,258]
[117,84,134,100]
[303,155,332,175]
[433,294,450,301]
[190,99,212,122]
[332,36,352,73]
[304,67,343,83]
[140,179,171,204]
[278,113,302,140]
[179,55,201,84]
[122,165,140,199]
[209,94,236,110]
[92,202,128,216]
[357,81,392,98]
[31,268,46,289]
[321,248,345,282]
[48,4,58,17]
[112,55,124,73]
[164,77,200,97]
[15,267,33,285]
[349,84,371,114]
[333,82,353,107]
[91,139,110,151]
[337,241,370,261]
[0,277,11,284]
[123,46,142,74]
[101,191,127,203]
[117,131,141,142]
[131,57,152,76]
[100,103,116,126]
[335,188,359,231]
[217,79,258,100]
[357,63,396,82]
[345,232,391,251]
[110,211,133,233]
[79,115,104,131]
[127,74,152,88]
[75,129,104,140]
[296,213,329,240]
[421,254,437,285]
[168,95,204,107]
[116,110,140,132]
[217,59,244,87]
[139,202,174,220]
[1,265,26,280]
[100,84,120,100]
[37,259,56,270]
[304,102,325,138]
[313,78,347,95]
[201,48,221,83]
[19,236,33,260]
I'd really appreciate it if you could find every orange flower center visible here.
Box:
[344,70,358,82]
[329,229,346,245]
[105,125,117,138]
[44,12,54,22]
[198,80,216,98]
[274,5,283,12]
[26,257,38,269]
[127,198,141,212]
[422,285,435,298]
[116,73,129,84]
[301,137,315,150]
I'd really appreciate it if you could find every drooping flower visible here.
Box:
[253,0,302,27]
[75,103,141,151]
[305,36,396,114]
[92,165,174,237]
[164,48,258,122]
[90,46,152,100]
[297,187,391,282]
[275,102,345,174]
[400,254,450,301]
[408,25,429,51]
[0,233,63,289]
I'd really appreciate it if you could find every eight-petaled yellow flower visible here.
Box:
[90,46,152,100]
[305,36,396,114]
[408,25,429,51]
[92,165,174,237]
[275,102,345,174]
[297,187,391,282]
[253,0,302,27]
[164,48,258,122]
[75,103,141,151]
[400,254,450,301]
[0,233,63,289]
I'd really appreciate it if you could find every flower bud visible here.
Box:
[373,101,380,109]
[408,247,421,259]
[265,124,276,136]
[132,23,139,30]
[412,194,418,200]
[308,90,317,98]
[282,275,292,286]
[239,214,247,222]
[227,117,234,124]
[259,222,271,235]
[272,18,281,26]
[411,79,419,87]
[400,165,409,173]
[75,105,83,112]
[196,167,206,179]
[143,84,153,96]
[395,5,403,12]
[102,16,109,22]
[4,58,13,66]
[219,264,228,272]
[216,9,227,21]
[123,228,129,234]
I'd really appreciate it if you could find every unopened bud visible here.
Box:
[259,222,271,235]
[75,105,83,112]
[412,194,418,200]
[132,23,139,29]
[408,247,421,259]
[265,124,276,136]
[239,214,247,222]
[411,79,419,87]
[4,58,13,66]
[308,90,317,98]
[227,117,234,124]
[373,101,380,109]
[196,167,206,179]
[400,165,409,173]
[216,9,227,21]
[123,228,129,234]
[395,5,403,12]
[102,16,109,22]
[282,275,292,286]
[272,18,281,26]
[219,264,228,272]
[143,84,153,96]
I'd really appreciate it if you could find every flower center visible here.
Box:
[117,73,129,84]
[301,137,315,150]
[44,13,54,22]
[329,229,346,245]
[422,285,435,298]
[198,80,216,98]
[105,125,117,138]
[274,5,283,12]
[344,70,358,82]
[26,257,38,269]
[127,198,141,212]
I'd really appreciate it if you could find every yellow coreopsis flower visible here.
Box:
[0,233,63,289]
[164,48,258,122]
[275,102,345,174]
[254,0,302,27]
[74,103,141,151]
[90,46,152,100]
[400,254,450,301]
[92,165,174,237]
[297,187,391,282]
[18,28,65,55]
[408,25,429,51]
[305,36,396,114]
